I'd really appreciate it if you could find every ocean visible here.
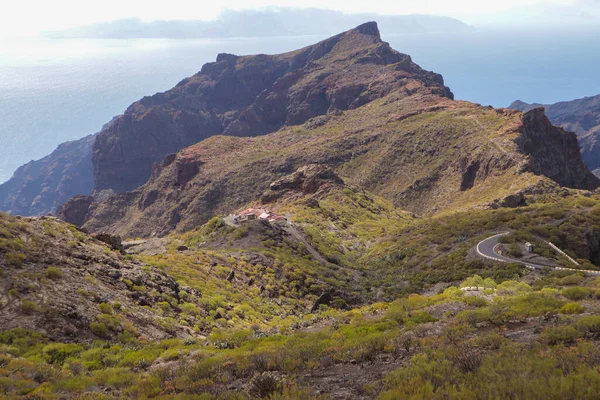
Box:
[1,27,599,183]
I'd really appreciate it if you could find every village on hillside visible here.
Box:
[232,207,287,225]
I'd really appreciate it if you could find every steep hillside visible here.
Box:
[0,213,204,342]
[63,91,598,238]
[510,95,600,174]
[92,21,453,193]
[0,134,95,216]
[2,175,411,344]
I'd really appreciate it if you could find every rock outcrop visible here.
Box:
[510,95,600,175]
[56,195,94,227]
[517,108,599,190]
[262,164,344,202]
[92,22,453,193]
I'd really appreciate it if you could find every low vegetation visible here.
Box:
[2,272,600,398]
[4,190,600,398]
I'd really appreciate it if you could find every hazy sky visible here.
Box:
[2,0,599,36]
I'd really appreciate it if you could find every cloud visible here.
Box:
[0,0,598,36]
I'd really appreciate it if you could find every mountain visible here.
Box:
[509,95,600,175]
[56,24,597,238]
[0,134,95,216]
[44,8,473,39]
[0,21,452,217]
[91,21,453,193]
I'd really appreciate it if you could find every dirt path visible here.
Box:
[284,225,329,266]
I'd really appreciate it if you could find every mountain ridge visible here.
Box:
[60,98,598,238]
[0,134,96,216]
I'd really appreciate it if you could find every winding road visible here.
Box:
[476,232,600,275]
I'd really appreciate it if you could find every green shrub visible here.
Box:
[561,287,591,301]
[496,280,532,295]
[458,308,503,327]
[542,326,583,345]
[577,316,600,335]
[20,300,38,314]
[559,274,585,286]
[462,296,488,307]
[506,243,522,258]
[248,372,283,399]
[98,303,113,315]
[181,302,200,317]
[5,252,26,267]
[406,311,437,327]
[385,306,406,324]
[157,301,171,312]
[43,343,83,364]
[90,322,110,338]
[232,226,249,240]
[497,292,564,318]
[45,266,63,280]
[460,275,496,289]
[96,314,121,331]
[560,302,586,314]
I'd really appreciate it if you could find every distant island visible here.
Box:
[43,8,474,39]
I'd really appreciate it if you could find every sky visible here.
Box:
[1,0,599,36]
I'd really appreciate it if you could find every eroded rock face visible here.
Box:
[517,108,599,190]
[56,195,94,227]
[510,95,600,175]
[92,233,124,253]
[268,164,344,194]
[92,22,453,193]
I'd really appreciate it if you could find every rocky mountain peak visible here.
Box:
[353,21,381,38]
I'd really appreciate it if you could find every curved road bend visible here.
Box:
[476,232,600,275]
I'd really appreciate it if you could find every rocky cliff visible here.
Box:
[510,95,600,174]
[517,108,599,189]
[0,134,95,216]
[92,21,453,193]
